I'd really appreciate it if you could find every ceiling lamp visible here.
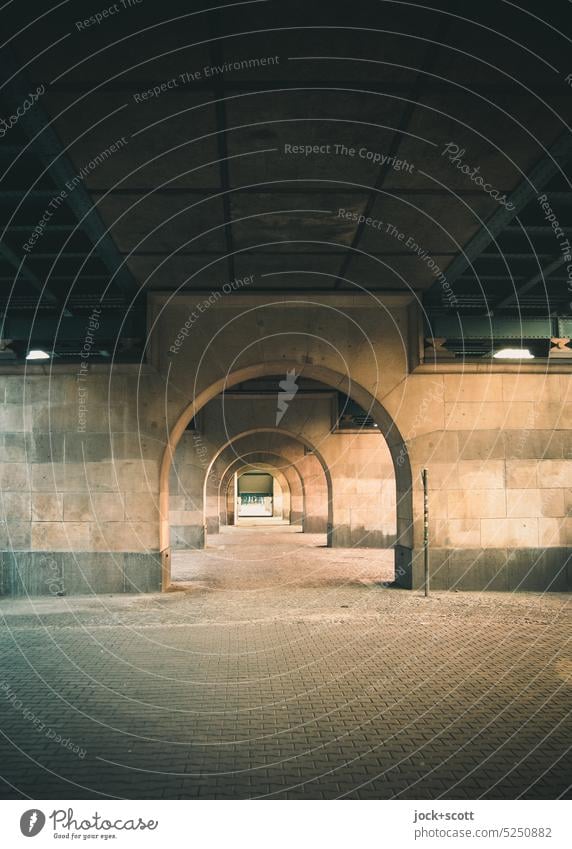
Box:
[493,348,534,359]
[25,349,51,361]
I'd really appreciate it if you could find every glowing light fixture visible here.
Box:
[493,348,534,359]
[25,349,50,361]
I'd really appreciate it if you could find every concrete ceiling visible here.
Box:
[1,0,572,359]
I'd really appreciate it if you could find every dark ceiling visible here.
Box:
[1,0,572,360]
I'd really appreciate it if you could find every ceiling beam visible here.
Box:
[0,144,24,159]
[0,274,109,283]
[430,315,554,339]
[209,19,235,283]
[84,185,518,197]
[333,23,447,289]
[539,193,572,204]
[491,254,570,311]
[5,224,77,233]
[18,252,99,260]
[44,81,572,97]
[0,50,140,302]
[0,241,71,316]
[0,190,64,199]
[120,249,458,258]
[456,275,526,282]
[479,253,554,260]
[425,128,572,300]
[503,225,572,235]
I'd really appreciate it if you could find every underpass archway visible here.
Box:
[160,362,412,590]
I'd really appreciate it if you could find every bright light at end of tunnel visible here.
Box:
[493,348,534,359]
[25,349,50,361]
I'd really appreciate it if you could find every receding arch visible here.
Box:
[222,462,293,525]
[217,452,306,528]
[159,361,412,590]
[202,427,332,542]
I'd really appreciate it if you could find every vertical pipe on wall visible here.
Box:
[233,473,238,525]
[422,468,430,597]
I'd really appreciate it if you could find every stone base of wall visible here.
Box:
[0,551,162,597]
[4,547,567,597]
[395,548,571,592]
[330,527,396,547]
[303,517,328,533]
[170,525,205,550]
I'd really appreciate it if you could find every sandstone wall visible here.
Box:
[0,294,569,595]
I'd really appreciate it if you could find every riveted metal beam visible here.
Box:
[425,128,572,301]
[493,255,570,310]
[0,240,71,316]
[0,50,139,301]
[429,315,554,339]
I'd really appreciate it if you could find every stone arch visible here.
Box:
[217,452,305,527]
[202,428,331,541]
[223,462,293,525]
[159,362,412,590]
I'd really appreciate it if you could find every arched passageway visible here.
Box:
[202,428,332,538]
[218,457,302,526]
[161,363,411,591]
[170,430,332,586]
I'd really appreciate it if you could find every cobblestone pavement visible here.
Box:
[0,526,570,800]
[171,525,396,588]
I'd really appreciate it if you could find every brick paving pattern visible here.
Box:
[0,526,570,799]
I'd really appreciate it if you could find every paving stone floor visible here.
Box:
[0,525,570,800]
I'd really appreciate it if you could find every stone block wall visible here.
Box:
[0,371,164,596]
[0,295,570,596]
[328,436,397,547]
[399,374,571,591]
[168,430,206,549]
[167,394,397,548]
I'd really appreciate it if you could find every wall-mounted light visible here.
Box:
[493,348,534,359]
[25,349,51,361]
